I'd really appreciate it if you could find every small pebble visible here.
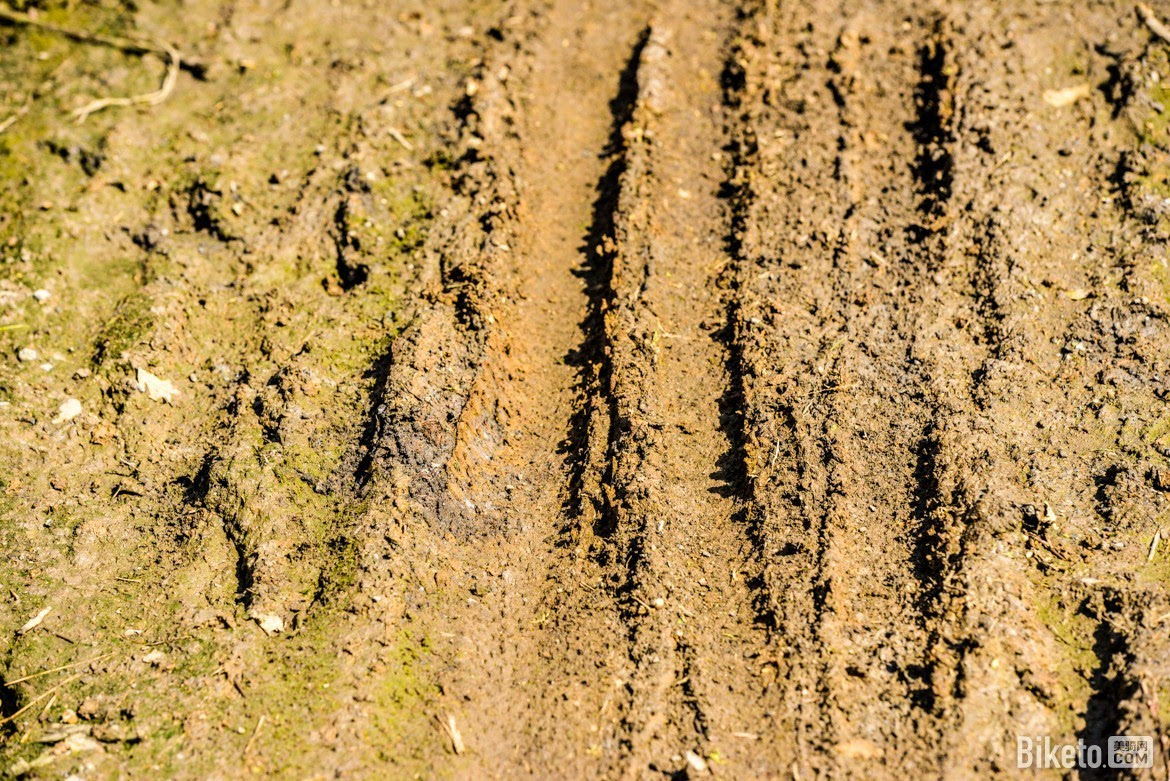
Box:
[32,289,50,302]
[142,650,167,666]
[136,368,179,403]
[254,612,285,635]
[685,750,708,773]
[16,347,37,362]
[52,398,82,424]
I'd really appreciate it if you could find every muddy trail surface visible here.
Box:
[3,0,1170,777]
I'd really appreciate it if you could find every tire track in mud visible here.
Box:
[353,0,664,772]
[900,17,1070,772]
[360,0,1170,777]
[722,2,1118,776]
[901,3,1170,775]
[361,0,783,775]
[725,4,972,774]
[360,0,639,531]
[562,11,777,776]
[1081,25,1170,772]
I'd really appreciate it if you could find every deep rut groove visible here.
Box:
[562,26,649,542]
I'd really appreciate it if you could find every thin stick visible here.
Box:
[1139,3,1170,44]
[0,6,164,57]
[0,104,29,134]
[242,715,266,756]
[0,672,83,725]
[388,127,414,151]
[72,39,179,121]
[35,692,57,723]
[5,651,113,686]
[0,5,182,121]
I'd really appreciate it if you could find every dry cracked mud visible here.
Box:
[3,0,1170,778]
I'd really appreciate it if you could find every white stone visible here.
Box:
[52,398,82,423]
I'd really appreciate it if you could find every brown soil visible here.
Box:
[3,0,1170,778]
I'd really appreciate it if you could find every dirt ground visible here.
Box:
[3,0,1170,777]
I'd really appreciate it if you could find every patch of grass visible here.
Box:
[1139,82,1170,150]
[0,114,52,281]
[1125,47,1170,214]
[312,531,362,600]
[1152,256,1170,306]
[215,621,436,777]
[1033,585,1098,734]
[367,631,443,770]
[92,291,154,367]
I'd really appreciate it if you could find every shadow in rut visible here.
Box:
[700,43,779,629]
[353,339,397,489]
[0,645,22,737]
[905,424,948,712]
[557,28,649,546]
[1076,603,1132,781]
[906,17,954,227]
[706,29,756,505]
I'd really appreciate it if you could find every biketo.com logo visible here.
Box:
[1017,735,1154,770]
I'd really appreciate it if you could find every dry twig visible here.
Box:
[4,651,114,686]
[438,713,465,754]
[0,673,83,725]
[0,5,181,122]
[1138,2,1170,44]
[72,39,179,121]
[242,715,266,756]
